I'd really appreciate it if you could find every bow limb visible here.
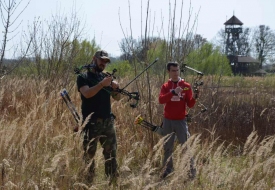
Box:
[183,66,207,123]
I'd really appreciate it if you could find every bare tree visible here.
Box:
[236,27,252,56]
[0,0,30,78]
[25,9,86,83]
[118,0,200,150]
[213,27,252,56]
[252,25,275,67]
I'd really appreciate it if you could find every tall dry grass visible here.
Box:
[0,75,275,189]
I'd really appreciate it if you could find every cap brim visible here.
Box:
[100,56,111,62]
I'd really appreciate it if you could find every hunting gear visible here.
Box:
[76,50,121,183]
[61,55,160,183]
[158,62,198,179]
[134,115,163,135]
[74,65,140,109]
[134,63,206,134]
[62,58,159,131]
[133,63,206,180]
[72,58,158,111]
[181,64,207,122]
[62,51,158,184]
[60,89,80,132]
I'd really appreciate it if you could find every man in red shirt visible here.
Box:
[159,62,197,179]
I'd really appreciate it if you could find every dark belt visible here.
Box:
[89,117,105,124]
[90,114,116,123]
[83,117,109,132]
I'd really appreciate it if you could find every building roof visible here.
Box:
[238,56,259,63]
[224,15,243,25]
[253,69,268,74]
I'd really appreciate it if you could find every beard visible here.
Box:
[93,60,104,72]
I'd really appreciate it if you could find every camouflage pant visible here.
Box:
[83,117,118,177]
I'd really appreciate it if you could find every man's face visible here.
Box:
[168,65,180,79]
[95,58,109,71]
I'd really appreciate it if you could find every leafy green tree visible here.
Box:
[72,39,99,67]
[106,60,132,78]
[185,43,232,75]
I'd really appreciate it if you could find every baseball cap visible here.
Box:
[94,50,111,62]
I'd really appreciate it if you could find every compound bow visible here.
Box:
[181,64,207,122]
[62,58,159,124]
[74,58,158,108]
[74,64,141,108]
[133,64,208,135]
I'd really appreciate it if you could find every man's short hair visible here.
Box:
[167,62,179,71]
[94,50,111,63]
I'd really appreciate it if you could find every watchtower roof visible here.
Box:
[224,15,243,25]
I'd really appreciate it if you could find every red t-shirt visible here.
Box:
[159,79,195,120]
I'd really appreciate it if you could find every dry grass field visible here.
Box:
[1,75,275,189]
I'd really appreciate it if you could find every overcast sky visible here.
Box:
[5,0,275,58]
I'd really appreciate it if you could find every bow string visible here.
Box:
[181,64,207,123]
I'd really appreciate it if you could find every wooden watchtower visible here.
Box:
[224,15,260,75]
[224,15,243,56]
